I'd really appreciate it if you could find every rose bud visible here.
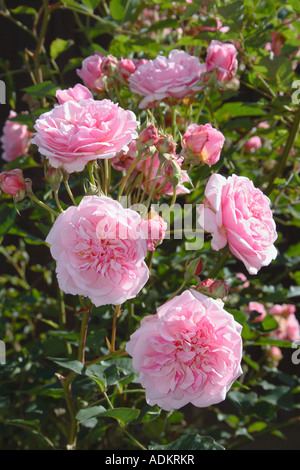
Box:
[156,134,176,154]
[182,123,225,167]
[0,169,26,201]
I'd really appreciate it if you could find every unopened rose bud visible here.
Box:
[200,279,229,299]
[156,134,176,154]
[101,54,119,77]
[119,58,136,81]
[0,169,27,202]
[46,167,64,191]
[185,257,204,281]
[138,124,158,146]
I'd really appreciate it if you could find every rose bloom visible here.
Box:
[45,195,149,306]
[244,136,262,153]
[31,98,139,173]
[76,53,106,92]
[246,301,267,322]
[273,314,300,342]
[126,289,243,411]
[205,40,238,83]
[0,168,26,199]
[1,111,31,162]
[56,84,93,104]
[198,174,277,275]
[269,304,296,318]
[129,49,206,109]
[182,123,225,166]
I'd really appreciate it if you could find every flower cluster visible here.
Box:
[1,37,284,414]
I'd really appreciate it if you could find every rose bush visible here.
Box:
[0,0,299,453]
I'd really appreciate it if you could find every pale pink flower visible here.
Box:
[45,195,149,306]
[205,40,238,83]
[269,304,296,318]
[126,289,243,411]
[56,84,93,104]
[0,168,26,200]
[244,136,262,153]
[119,58,137,81]
[111,141,138,172]
[1,111,31,162]
[31,98,139,173]
[247,301,267,322]
[129,49,206,108]
[182,123,225,166]
[274,314,300,342]
[76,53,106,92]
[198,174,277,275]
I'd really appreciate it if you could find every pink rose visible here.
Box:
[244,136,262,153]
[45,195,149,306]
[269,304,296,318]
[141,209,167,251]
[129,49,206,108]
[138,124,158,146]
[0,168,26,200]
[205,40,238,83]
[247,301,267,322]
[274,314,300,342]
[31,98,139,173]
[76,53,106,92]
[111,141,138,172]
[182,123,225,166]
[119,58,137,81]
[56,84,93,104]
[1,111,31,162]
[126,289,243,410]
[198,174,277,275]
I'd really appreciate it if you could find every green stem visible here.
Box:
[54,190,64,213]
[111,305,122,353]
[77,304,92,364]
[104,159,111,195]
[207,250,230,278]
[28,193,59,218]
[265,108,300,196]
[63,175,77,206]
[62,373,78,450]
[165,279,187,304]
[117,153,143,201]
[87,161,96,187]
[34,0,50,84]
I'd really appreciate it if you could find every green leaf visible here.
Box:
[110,0,125,21]
[214,102,266,121]
[150,433,225,450]
[81,0,100,9]
[50,38,74,60]
[76,405,106,422]
[10,6,37,15]
[261,314,279,332]
[0,204,17,238]
[99,407,140,425]
[23,81,58,99]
